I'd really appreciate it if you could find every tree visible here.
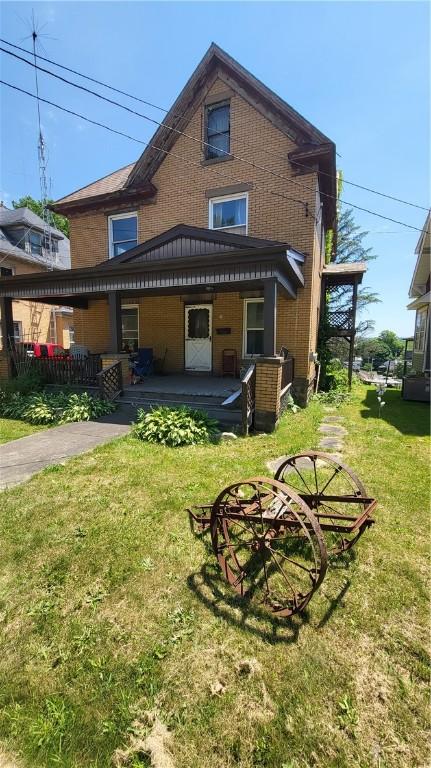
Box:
[378,330,403,358]
[331,207,380,330]
[12,195,69,238]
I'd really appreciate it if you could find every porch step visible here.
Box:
[122,387,237,408]
[119,395,241,427]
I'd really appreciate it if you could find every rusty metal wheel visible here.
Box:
[274,452,369,555]
[210,477,327,618]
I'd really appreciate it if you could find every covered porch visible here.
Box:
[0,225,304,430]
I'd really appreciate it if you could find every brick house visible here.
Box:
[0,44,364,429]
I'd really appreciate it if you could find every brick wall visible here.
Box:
[74,289,315,380]
[69,77,323,386]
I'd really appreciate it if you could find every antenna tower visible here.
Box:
[31,13,56,268]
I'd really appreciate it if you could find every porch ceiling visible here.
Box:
[0,243,304,303]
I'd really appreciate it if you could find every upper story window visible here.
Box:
[205,102,230,160]
[108,212,138,258]
[29,231,42,256]
[209,193,248,235]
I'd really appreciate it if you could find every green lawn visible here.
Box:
[0,387,429,768]
[0,418,46,445]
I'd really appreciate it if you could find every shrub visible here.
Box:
[2,369,45,395]
[325,358,349,392]
[0,389,116,425]
[132,405,219,447]
[314,389,351,407]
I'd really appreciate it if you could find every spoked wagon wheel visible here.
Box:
[274,452,368,555]
[210,477,327,618]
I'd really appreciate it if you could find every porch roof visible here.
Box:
[0,239,305,307]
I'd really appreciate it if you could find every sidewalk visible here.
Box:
[0,419,131,490]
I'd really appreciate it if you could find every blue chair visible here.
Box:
[131,348,154,381]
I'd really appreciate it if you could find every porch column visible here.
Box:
[347,279,359,389]
[108,291,122,353]
[0,297,14,380]
[0,296,14,350]
[263,278,277,357]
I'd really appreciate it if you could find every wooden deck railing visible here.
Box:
[241,363,256,436]
[14,354,102,386]
[97,361,123,401]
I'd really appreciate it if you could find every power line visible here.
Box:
[1,37,429,213]
[0,79,311,220]
[1,47,426,234]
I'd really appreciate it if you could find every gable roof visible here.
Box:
[98,223,289,268]
[127,42,334,188]
[51,44,336,221]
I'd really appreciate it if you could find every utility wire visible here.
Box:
[1,37,429,213]
[0,80,313,220]
[1,47,426,234]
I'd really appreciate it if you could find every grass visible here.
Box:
[0,418,47,445]
[0,386,429,768]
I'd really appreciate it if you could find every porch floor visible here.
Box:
[123,374,240,399]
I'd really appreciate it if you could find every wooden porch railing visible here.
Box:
[13,353,102,386]
[241,363,256,436]
[97,360,123,401]
[280,356,294,397]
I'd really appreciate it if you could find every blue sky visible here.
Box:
[1,1,429,337]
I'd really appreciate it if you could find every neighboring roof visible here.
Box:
[54,163,135,206]
[52,43,336,226]
[0,206,70,269]
[0,228,51,267]
[409,210,430,298]
[0,206,64,239]
[407,291,431,310]
[100,223,289,268]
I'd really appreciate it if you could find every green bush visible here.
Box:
[132,405,219,447]
[0,389,116,426]
[325,358,349,392]
[2,369,45,395]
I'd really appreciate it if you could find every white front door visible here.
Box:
[185,304,212,371]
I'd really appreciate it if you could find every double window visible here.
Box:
[243,299,264,357]
[108,213,138,258]
[205,102,230,160]
[209,193,248,235]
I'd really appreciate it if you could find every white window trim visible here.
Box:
[108,212,138,259]
[121,303,140,349]
[209,192,248,234]
[242,297,264,358]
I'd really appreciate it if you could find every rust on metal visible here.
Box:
[187,452,376,618]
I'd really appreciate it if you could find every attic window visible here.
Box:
[29,231,42,256]
[205,102,230,160]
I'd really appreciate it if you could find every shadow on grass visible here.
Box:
[187,562,308,644]
[317,577,352,628]
[360,387,430,436]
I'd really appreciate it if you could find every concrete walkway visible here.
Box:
[0,419,130,490]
